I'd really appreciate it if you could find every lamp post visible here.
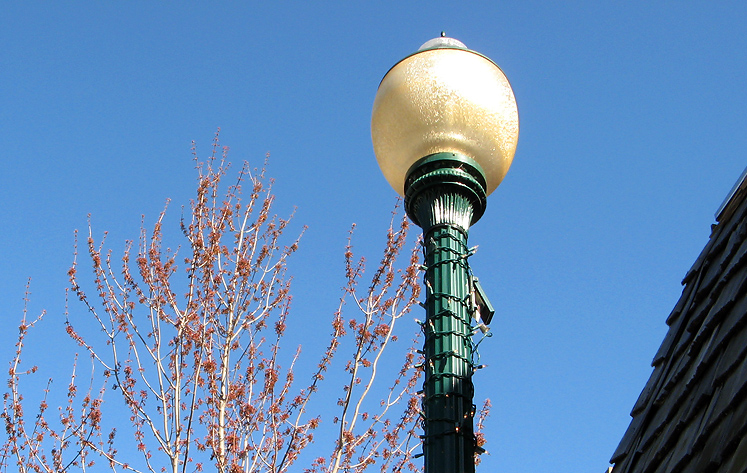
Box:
[371,35,519,473]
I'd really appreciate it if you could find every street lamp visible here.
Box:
[371,35,518,473]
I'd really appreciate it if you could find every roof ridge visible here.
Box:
[716,166,747,223]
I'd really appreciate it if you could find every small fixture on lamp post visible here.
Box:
[371,35,518,473]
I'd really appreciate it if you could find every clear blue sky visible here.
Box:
[2,2,746,472]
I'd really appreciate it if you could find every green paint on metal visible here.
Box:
[422,223,475,473]
[404,153,488,473]
[404,152,487,231]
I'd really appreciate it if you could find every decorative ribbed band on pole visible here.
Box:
[404,153,487,473]
[405,153,487,234]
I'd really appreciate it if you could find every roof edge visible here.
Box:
[716,166,747,223]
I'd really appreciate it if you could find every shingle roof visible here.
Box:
[610,169,747,473]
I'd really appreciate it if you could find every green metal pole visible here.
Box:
[405,153,488,473]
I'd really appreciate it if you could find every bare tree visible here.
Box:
[1,133,433,473]
[316,217,423,473]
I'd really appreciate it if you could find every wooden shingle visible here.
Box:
[610,168,747,473]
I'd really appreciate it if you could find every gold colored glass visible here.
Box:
[371,41,519,196]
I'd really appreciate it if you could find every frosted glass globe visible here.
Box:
[372,38,519,196]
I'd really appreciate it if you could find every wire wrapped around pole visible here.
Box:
[404,152,487,473]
